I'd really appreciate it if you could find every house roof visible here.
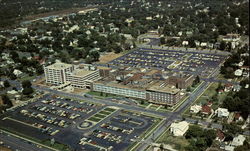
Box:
[234,113,241,119]
[170,121,189,131]
[202,105,211,114]
[217,129,225,140]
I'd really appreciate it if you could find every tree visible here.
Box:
[160,37,165,45]
[22,80,32,88]
[22,87,34,96]
[192,76,200,87]
[223,123,243,136]
[3,80,10,88]
[1,94,13,107]
[10,51,20,62]
[216,82,223,92]
[219,41,226,50]
[185,125,203,139]
[140,100,145,105]
[89,50,100,61]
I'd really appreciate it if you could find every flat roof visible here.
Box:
[95,80,146,91]
[45,62,73,70]
[70,69,96,77]
[97,66,112,70]
[147,82,180,94]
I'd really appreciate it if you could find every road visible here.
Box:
[0,130,53,151]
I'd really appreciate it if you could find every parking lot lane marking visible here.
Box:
[80,141,107,150]
[155,105,162,111]
[146,104,152,109]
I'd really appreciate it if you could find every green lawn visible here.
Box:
[104,108,116,112]
[99,110,112,115]
[42,140,71,151]
[88,117,101,122]
[93,114,106,119]
[18,75,36,82]
[195,82,219,105]
[157,131,189,151]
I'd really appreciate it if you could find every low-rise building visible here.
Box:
[234,69,243,76]
[190,104,202,113]
[231,135,245,147]
[170,121,189,136]
[216,129,225,142]
[201,105,212,115]
[13,69,23,77]
[216,108,230,118]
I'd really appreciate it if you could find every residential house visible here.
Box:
[216,129,225,142]
[170,121,189,136]
[190,104,202,113]
[201,105,212,115]
[200,42,207,47]
[234,69,243,76]
[13,69,23,77]
[182,41,189,46]
[233,85,241,92]
[224,84,233,92]
[216,108,230,118]
[231,135,246,146]
[234,113,244,122]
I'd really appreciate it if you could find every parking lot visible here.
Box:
[109,48,227,77]
[79,110,158,151]
[0,94,161,151]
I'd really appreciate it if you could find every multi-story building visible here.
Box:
[44,62,74,85]
[146,82,180,105]
[91,80,181,106]
[44,62,100,89]
[166,73,194,89]
[92,81,147,100]
[66,68,100,89]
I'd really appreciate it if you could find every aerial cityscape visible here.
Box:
[0,0,249,151]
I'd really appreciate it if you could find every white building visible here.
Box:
[170,121,189,136]
[216,108,230,118]
[182,41,189,46]
[190,104,202,113]
[44,62,74,85]
[44,62,100,89]
[66,68,100,89]
[234,69,243,76]
[231,135,246,147]
[92,82,147,99]
[13,69,23,77]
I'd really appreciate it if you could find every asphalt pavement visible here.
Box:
[0,130,53,151]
